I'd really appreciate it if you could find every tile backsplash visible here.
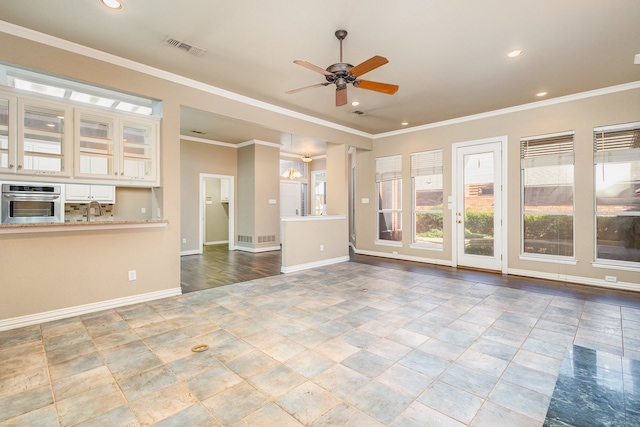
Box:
[65,203,114,222]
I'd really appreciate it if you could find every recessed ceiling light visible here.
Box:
[401,122,409,126]
[507,49,523,58]
[536,91,548,97]
[99,0,123,10]
[351,101,360,106]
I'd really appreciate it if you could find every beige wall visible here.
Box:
[237,145,256,246]
[281,217,349,271]
[326,143,348,216]
[0,31,367,322]
[180,140,236,253]
[356,88,640,286]
[112,187,154,221]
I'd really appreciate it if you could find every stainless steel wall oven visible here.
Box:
[1,183,64,224]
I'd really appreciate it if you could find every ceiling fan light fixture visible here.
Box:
[99,0,123,10]
[281,168,302,179]
[507,49,523,58]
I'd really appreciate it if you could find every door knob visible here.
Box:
[457,220,462,224]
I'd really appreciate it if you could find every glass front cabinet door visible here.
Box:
[0,95,15,174]
[119,118,158,184]
[17,98,72,177]
[75,110,116,179]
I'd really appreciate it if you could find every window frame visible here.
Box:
[519,131,576,262]
[410,149,444,251]
[592,121,640,270]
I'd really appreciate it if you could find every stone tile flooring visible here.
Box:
[1,262,640,426]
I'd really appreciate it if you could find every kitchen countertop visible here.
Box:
[0,219,169,234]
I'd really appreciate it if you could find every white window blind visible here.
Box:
[376,155,402,182]
[521,131,574,168]
[411,150,443,177]
[594,122,640,163]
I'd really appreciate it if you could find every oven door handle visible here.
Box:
[3,194,60,201]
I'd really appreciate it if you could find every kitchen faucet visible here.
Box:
[87,200,103,222]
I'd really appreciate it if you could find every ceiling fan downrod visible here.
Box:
[335,29,347,63]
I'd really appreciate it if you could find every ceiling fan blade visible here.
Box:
[336,87,347,106]
[293,60,333,76]
[349,55,388,77]
[285,82,329,94]
[354,80,399,95]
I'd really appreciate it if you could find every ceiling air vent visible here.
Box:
[162,36,207,57]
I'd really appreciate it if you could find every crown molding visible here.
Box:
[180,135,237,147]
[0,20,371,139]
[374,81,640,139]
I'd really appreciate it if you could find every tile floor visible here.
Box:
[1,262,640,426]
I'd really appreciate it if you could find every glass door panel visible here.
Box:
[20,102,68,174]
[0,98,11,170]
[463,152,495,256]
[77,113,115,178]
[121,121,155,181]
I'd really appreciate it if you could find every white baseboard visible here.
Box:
[281,256,350,274]
[0,287,183,332]
[180,249,201,256]
[204,240,228,246]
[235,245,281,253]
[353,248,453,267]
[507,268,640,292]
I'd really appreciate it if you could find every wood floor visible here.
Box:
[180,244,282,293]
[180,244,640,309]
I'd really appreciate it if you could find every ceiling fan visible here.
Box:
[286,30,399,107]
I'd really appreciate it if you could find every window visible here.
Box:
[520,132,575,257]
[311,171,326,215]
[594,122,640,264]
[411,150,443,248]
[376,155,402,242]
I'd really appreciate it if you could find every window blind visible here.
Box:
[411,150,443,177]
[521,131,574,168]
[594,122,640,163]
[376,155,402,182]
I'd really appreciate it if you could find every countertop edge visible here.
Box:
[0,220,169,234]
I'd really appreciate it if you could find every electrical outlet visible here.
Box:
[157,208,161,218]
[320,244,324,251]
[182,238,187,244]
[128,270,136,281]
[141,207,146,214]
[605,275,617,283]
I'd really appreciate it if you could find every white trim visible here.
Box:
[375,240,403,247]
[0,21,371,139]
[3,21,639,141]
[181,135,237,148]
[180,249,201,256]
[199,173,234,257]
[235,245,281,253]
[594,121,640,133]
[409,244,444,252]
[374,82,640,139]
[519,255,578,265]
[592,261,640,273]
[508,268,640,292]
[0,287,182,332]
[281,215,346,222]
[204,240,229,246]
[237,139,282,149]
[281,256,349,274]
[354,247,453,267]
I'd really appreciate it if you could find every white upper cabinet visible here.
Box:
[0,87,160,187]
[0,93,72,178]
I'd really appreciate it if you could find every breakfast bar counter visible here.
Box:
[0,219,169,234]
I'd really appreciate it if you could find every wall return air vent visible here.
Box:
[162,36,207,57]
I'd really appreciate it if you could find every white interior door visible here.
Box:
[454,140,504,271]
[280,180,301,216]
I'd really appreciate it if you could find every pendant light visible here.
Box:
[281,133,302,179]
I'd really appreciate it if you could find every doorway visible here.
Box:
[452,137,506,272]
[199,173,234,252]
[280,180,302,216]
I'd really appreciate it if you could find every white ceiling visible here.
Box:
[1,0,639,154]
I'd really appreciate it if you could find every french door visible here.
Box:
[453,139,505,272]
